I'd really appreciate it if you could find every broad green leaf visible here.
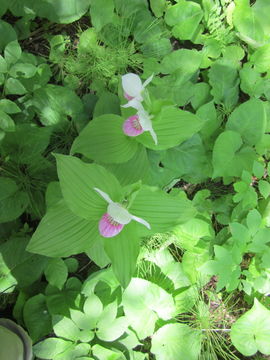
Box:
[4,40,21,64]
[197,101,221,140]
[0,99,21,114]
[0,0,8,16]
[32,85,83,126]
[0,237,47,291]
[259,180,270,199]
[173,217,213,251]
[239,63,265,98]
[150,0,166,17]
[165,1,203,41]
[64,258,79,273]
[1,124,52,164]
[55,154,122,219]
[0,111,15,132]
[5,78,27,95]
[0,190,29,223]
[208,60,239,111]
[250,44,270,72]
[23,294,51,342]
[71,115,138,163]
[0,177,17,201]
[93,92,120,117]
[246,209,262,237]
[45,181,62,209]
[9,63,37,79]
[44,258,68,290]
[45,277,81,317]
[101,145,150,186]
[151,323,201,360]
[27,200,100,257]
[226,99,266,146]
[70,309,97,331]
[90,0,115,32]
[0,56,7,73]
[53,316,80,341]
[54,343,91,360]
[160,49,202,75]
[162,134,212,183]
[0,21,17,52]
[212,130,256,178]
[231,299,270,356]
[92,344,125,360]
[84,293,103,319]
[253,0,270,35]
[86,240,111,268]
[253,160,265,179]
[97,316,127,342]
[34,338,73,359]
[104,223,140,288]
[130,185,196,233]
[122,278,175,339]
[136,106,203,150]
[191,82,211,110]
[34,0,91,23]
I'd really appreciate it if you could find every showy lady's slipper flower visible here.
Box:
[123,107,158,145]
[121,73,153,110]
[94,187,151,238]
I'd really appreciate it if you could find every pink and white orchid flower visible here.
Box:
[121,73,153,110]
[123,107,158,145]
[94,187,151,238]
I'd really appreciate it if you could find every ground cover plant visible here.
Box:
[1,0,270,359]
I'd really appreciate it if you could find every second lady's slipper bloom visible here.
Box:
[94,187,151,238]
[121,73,153,110]
[123,108,158,145]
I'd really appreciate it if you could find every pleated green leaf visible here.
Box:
[71,114,138,163]
[104,222,140,288]
[136,106,203,150]
[27,200,100,257]
[130,185,196,232]
[55,154,123,220]
[101,145,150,186]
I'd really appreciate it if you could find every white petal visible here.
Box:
[121,98,143,110]
[93,187,113,204]
[142,73,154,89]
[131,215,151,229]
[149,128,158,145]
[122,73,143,98]
[108,202,132,225]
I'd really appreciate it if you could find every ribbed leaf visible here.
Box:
[71,115,138,163]
[55,154,122,220]
[27,200,100,257]
[104,223,140,288]
[130,185,196,232]
[136,106,202,150]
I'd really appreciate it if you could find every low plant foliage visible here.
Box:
[1,0,270,359]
